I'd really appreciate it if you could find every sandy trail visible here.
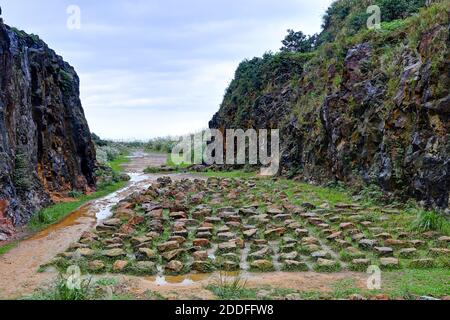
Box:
[0,151,368,299]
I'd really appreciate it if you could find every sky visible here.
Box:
[1,0,334,140]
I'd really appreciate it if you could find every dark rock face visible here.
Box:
[210,20,449,209]
[0,23,97,225]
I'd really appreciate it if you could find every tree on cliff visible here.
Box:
[280,29,317,53]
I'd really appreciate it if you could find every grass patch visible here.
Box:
[108,155,130,172]
[143,167,172,174]
[411,209,449,235]
[381,269,450,299]
[95,278,119,287]
[0,241,18,256]
[166,154,191,169]
[28,180,127,232]
[332,279,362,299]
[318,269,450,299]
[207,272,255,300]
[283,180,353,206]
[313,262,342,273]
[200,170,257,179]
[25,276,94,300]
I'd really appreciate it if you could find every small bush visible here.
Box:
[376,0,426,22]
[13,152,32,193]
[145,137,177,153]
[358,184,385,206]
[68,190,83,198]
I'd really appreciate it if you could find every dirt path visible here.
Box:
[0,151,369,299]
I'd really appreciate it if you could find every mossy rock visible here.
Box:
[282,260,309,272]
[408,259,435,269]
[192,260,216,273]
[250,260,275,272]
[313,259,342,273]
[127,261,157,276]
[349,259,371,272]
[339,249,366,262]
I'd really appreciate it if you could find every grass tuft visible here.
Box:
[207,272,254,300]
[26,276,94,300]
[411,209,449,235]
[0,241,18,256]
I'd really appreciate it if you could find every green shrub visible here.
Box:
[280,29,318,53]
[380,19,408,32]
[68,190,83,198]
[13,152,32,193]
[412,210,449,234]
[91,133,108,147]
[145,137,177,153]
[322,0,353,30]
[347,11,371,35]
[376,0,426,22]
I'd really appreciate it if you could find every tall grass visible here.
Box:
[0,242,18,256]
[412,209,449,235]
[26,276,94,300]
[207,272,253,300]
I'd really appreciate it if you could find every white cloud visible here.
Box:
[3,0,335,140]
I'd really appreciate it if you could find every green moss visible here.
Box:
[108,154,130,172]
[199,170,257,179]
[313,261,342,273]
[381,19,408,32]
[382,269,450,299]
[13,152,32,193]
[58,69,74,92]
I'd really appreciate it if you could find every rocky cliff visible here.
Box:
[0,21,97,229]
[210,1,449,209]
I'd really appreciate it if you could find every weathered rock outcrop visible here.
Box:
[210,4,449,209]
[0,22,97,227]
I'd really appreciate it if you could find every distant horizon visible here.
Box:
[2,0,333,140]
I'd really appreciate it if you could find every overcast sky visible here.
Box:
[2,0,333,140]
